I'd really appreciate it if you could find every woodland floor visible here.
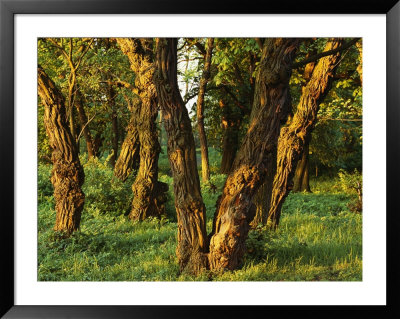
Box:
[37,147,362,281]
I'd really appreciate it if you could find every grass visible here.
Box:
[37,150,362,281]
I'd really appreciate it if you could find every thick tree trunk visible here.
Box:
[268,39,343,228]
[292,138,311,193]
[116,38,163,221]
[197,38,214,183]
[251,148,277,227]
[158,110,163,146]
[220,127,239,174]
[208,38,299,271]
[38,66,85,236]
[114,118,140,181]
[75,92,95,160]
[220,100,240,174]
[154,38,208,274]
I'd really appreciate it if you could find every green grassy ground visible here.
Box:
[37,149,362,281]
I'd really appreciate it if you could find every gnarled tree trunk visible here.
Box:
[116,38,163,221]
[268,39,343,228]
[292,138,311,193]
[251,148,277,227]
[114,117,140,181]
[208,38,299,271]
[38,65,85,236]
[197,38,214,183]
[154,38,208,274]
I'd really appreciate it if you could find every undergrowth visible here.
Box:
[37,152,362,281]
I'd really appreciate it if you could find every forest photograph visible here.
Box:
[37,37,363,281]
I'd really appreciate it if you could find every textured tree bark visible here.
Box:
[158,110,163,146]
[116,38,163,221]
[37,66,85,236]
[220,99,241,174]
[292,138,311,193]
[251,148,277,227]
[114,118,140,181]
[268,39,343,228]
[154,38,208,274]
[196,38,214,183]
[75,92,95,160]
[208,38,299,271]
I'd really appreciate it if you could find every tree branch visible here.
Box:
[292,38,360,68]
[46,38,71,65]
[75,38,94,70]
[76,112,96,143]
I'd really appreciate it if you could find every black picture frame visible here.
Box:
[1,0,399,318]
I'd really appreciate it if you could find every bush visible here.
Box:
[81,156,136,217]
[338,169,362,213]
[38,163,53,201]
[158,146,171,176]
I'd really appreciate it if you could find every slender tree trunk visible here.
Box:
[75,92,95,160]
[268,39,343,228]
[220,99,240,174]
[292,138,311,193]
[197,38,214,183]
[117,38,163,221]
[103,39,120,167]
[37,66,85,236]
[208,38,299,271]
[67,70,77,142]
[154,38,208,274]
[93,130,104,158]
[107,85,119,167]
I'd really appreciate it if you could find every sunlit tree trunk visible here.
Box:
[37,66,85,236]
[114,117,140,181]
[268,39,343,228]
[208,38,299,271]
[197,38,214,183]
[117,38,163,221]
[154,38,208,274]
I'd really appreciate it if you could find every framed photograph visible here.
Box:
[1,0,399,318]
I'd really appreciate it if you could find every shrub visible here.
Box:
[338,169,362,213]
[158,146,171,176]
[38,163,53,201]
[82,156,136,217]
